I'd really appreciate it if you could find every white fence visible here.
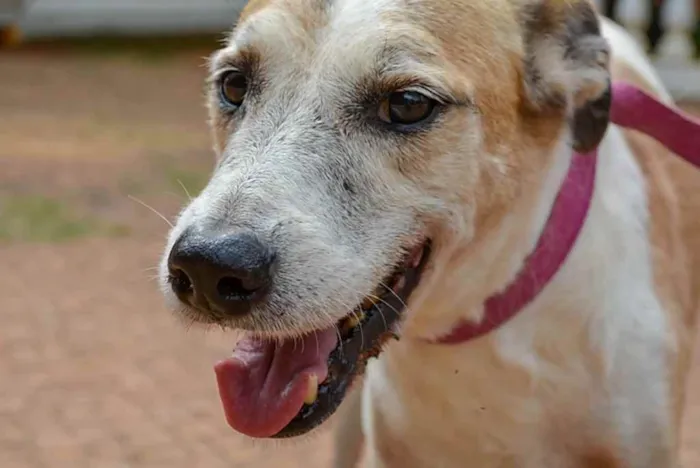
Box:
[594,0,700,99]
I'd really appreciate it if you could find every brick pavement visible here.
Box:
[0,239,334,468]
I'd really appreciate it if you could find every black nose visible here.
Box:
[167,230,275,316]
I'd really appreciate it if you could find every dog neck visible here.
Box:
[428,81,700,345]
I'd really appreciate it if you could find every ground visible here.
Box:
[0,39,698,468]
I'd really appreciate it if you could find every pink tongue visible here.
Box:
[214,328,338,438]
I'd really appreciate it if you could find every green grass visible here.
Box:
[117,160,210,207]
[163,165,210,198]
[0,195,130,243]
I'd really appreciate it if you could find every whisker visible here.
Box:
[176,179,193,201]
[378,281,409,311]
[378,281,412,325]
[336,283,410,339]
[317,309,345,356]
[350,309,365,351]
[313,331,320,359]
[128,195,174,228]
[333,324,344,356]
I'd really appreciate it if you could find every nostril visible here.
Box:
[169,268,193,296]
[216,276,259,301]
[168,230,274,315]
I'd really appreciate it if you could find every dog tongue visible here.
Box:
[214,328,338,438]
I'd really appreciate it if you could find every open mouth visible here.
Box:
[213,241,430,439]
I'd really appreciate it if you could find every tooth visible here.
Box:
[361,296,379,310]
[343,311,364,332]
[304,375,318,405]
[393,276,406,292]
[345,315,360,329]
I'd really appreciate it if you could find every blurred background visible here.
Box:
[0,0,699,467]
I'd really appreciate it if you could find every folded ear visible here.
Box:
[521,0,611,153]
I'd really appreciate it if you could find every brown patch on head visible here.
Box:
[387,0,610,242]
[398,0,611,156]
[395,1,523,148]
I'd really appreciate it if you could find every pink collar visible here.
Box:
[433,81,700,345]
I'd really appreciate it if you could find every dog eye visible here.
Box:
[379,91,436,126]
[220,72,248,107]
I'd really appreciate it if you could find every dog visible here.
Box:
[159,0,700,466]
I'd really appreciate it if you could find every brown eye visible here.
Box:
[378,91,436,126]
[220,72,248,107]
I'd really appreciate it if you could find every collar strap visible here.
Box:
[431,81,700,345]
[610,84,700,168]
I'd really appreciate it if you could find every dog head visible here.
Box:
[159,0,610,438]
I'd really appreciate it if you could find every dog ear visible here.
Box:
[521,0,611,153]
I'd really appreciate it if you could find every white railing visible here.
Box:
[0,0,25,24]
[593,0,700,100]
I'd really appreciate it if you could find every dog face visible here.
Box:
[159,0,610,438]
